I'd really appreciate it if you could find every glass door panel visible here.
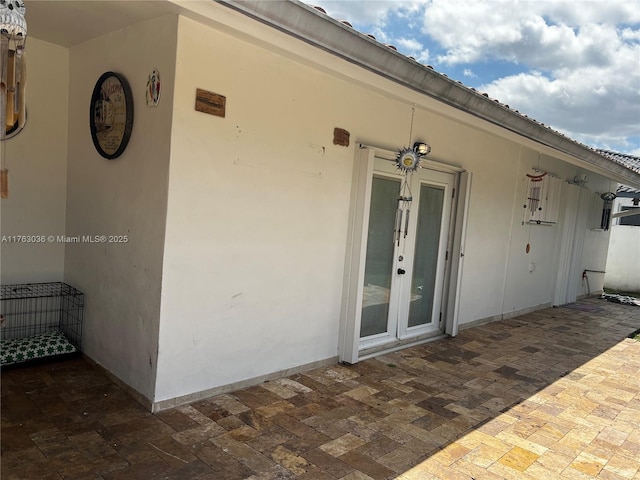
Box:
[360,176,400,338]
[358,155,454,350]
[408,185,444,327]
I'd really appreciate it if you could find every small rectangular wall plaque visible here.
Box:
[333,127,350,147]
[195,89,226,118]
[1,169,8,199]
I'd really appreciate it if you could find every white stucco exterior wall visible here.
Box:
[1,39,69,284]
[500,157,611,313]
[605,227,640,293]
[64,15,177,402]
[153,11,615,404]
[156,16,360,402]
[605,196,640,293]
[155,14,451,402]
[0,2,627,410]
[577,178,614,296]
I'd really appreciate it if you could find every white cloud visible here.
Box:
[396,37,423,51]
[621,27,640,41]
[423,1,637,70]
[628,147,640,157]
[310,0,430,58]
[307,0,640,152]
[310,0,424,27]
[394,37,430,62]
[421,0,640,150]
[540,0,640,26]
[480,46,640,147]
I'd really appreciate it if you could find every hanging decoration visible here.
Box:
[394,142,431,174]
[392,142,431,245]
[522,155,545,252]
[146,68,161,107]
[390,105,433,245]
[89,72,134,159]
[395,147,420,173]
[600,192,616,230]
[394,181,412,246]
[523,171,547,225]
[1,0,27,140]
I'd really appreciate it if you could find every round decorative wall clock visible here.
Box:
[89,71,134,159]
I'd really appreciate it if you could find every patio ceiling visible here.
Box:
[25,1,181,47]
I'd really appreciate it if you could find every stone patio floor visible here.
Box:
[2,296,640,479]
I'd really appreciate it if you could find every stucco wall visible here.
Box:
[156,15,361,402]
[1,38,69,284]
[605,226,640,293]
[154,12,613,403]
[408,105,610,321]
[64,15,177,402]
[1,3,621,409]
[502,158,611,311]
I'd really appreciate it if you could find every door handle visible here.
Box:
[397,268,406,275]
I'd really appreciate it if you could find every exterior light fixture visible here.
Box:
[1,0,27,140]
[600,192,617,202]
[413,142,431,156]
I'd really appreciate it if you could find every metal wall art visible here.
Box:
[146,68,160,107]
[395,147,420,174]
[394,142,430,174]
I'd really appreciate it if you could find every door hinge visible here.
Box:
[445,250,449,261]
[439,312,443,325]
[452,188,456,199]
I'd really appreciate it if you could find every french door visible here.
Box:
[340,147,466,363]
[359,155,455,350]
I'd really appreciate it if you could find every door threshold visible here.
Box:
[357,332,447,361]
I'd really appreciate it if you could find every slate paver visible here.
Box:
[2,297,639,479]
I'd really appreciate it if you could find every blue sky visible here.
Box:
[306,0,640,155]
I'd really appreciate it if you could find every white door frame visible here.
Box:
[339,145,470,363]
[445,170,471,337]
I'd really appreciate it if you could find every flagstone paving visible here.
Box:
[2,297,640,479]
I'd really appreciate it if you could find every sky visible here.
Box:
[305,0,640,156]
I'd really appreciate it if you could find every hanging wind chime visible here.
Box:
[523,169,548,253]
[1,0,27,200]
[1,0,27,140]
[392,142,431,245]
[600,192,617,230]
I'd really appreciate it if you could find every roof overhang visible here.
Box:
[24,0,640,189]
[218,0,640,190]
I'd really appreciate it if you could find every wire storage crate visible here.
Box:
[1,282,84,367]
